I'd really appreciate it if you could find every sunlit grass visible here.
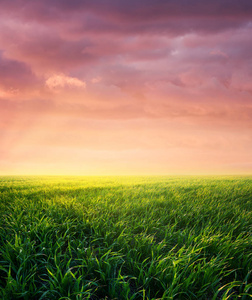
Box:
[0,176,251,299]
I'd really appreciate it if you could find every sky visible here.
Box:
[0,0,252,175]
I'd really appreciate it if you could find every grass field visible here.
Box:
[0,176,251,299]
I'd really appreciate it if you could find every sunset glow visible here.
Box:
[1,1,252,175]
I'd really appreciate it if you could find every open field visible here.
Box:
[0,176,251,299]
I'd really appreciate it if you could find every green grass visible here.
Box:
[0,176,251,299]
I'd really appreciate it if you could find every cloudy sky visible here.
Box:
[0,0,252,175]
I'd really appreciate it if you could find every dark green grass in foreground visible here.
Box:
[0,176,251,300]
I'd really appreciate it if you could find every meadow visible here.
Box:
[0,176,251,300]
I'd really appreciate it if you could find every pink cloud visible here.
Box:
[45,74,86,90]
